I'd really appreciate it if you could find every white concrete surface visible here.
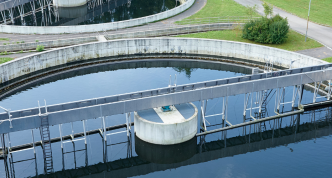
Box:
[135,103,198,145]
[0,0,195,34]
[53,0,87,7]
[0,38,327,85]
[153,106,186,124]
[96,35,107,42]
[0,23,233,52]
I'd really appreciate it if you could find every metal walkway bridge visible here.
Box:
[3,107,331,178]
[0,63,332,134]
[0,62,332,176]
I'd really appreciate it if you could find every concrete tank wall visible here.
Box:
[0,0,195,34]
[53,0,87,7]
[134,103,198,145]
[0,38,327,86]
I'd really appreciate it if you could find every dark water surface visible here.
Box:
[0,59,331,178]
[9,0,178,26]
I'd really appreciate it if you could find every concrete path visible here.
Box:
[233,0,332,49]
[296,47,332,59]
[0,0,207,45]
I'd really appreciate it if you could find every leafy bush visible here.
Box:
[36,45,44,52]
[242,14,289,44]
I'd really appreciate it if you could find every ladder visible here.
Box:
[40,115,54,174]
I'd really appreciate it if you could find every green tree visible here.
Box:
[262,1,273,18]
[246,5,258,19]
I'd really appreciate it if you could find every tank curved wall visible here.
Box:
[53,0,87,7]
[134,103,198,145]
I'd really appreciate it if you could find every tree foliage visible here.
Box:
[246,5,258,19]
[242,15,289,44]
[262,1,273,18]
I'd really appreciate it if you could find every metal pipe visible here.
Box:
[59,124,63,149]
[31,130,36,154]
[197,109,304,136]
[83,120,87,145]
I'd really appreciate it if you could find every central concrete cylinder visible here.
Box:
[58,5,87,18]
[134,103,198,145]
[53,0,87,7]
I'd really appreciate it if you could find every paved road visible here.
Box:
[234,0,332,50]
[296,47,332,59]
[0,0,207,44]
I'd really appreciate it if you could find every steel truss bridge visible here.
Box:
[0,62,332,176]
[0,0,131,26]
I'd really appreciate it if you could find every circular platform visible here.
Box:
[134,103,198,145]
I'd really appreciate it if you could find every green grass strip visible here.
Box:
[176,30,322,51]
[322,57,332,63]
[177,0,260,24]
[0,57,13,64]
[263,0,332,27]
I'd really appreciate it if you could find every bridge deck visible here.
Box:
[0,63,332,134]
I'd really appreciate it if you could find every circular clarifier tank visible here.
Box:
[134,103,198,145]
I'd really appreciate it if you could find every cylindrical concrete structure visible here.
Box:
[58,5,87,18]
[134,103,198,145]
[53,0,87,7]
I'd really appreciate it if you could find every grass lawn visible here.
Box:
[0,38,9,41]
[176,0,260,24]
[264,0,332,27]
[176,30,322,51]
[0,57,13,64]
[322,57,332,63]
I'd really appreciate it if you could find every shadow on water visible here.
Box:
[3,107,329,178]
[135,135,197,164]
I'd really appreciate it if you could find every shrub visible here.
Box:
[35,40,39,42]
[36,45,44,52]
[19,50,23,53]
[21,41,25,43]
[3,43,6,45]
[16,42,20,44]
[242,15,289,44]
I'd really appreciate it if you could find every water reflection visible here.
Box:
[10,0,178,26]
[0,59,252,100]
[1,107,331,178]
[135,135,196,164]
